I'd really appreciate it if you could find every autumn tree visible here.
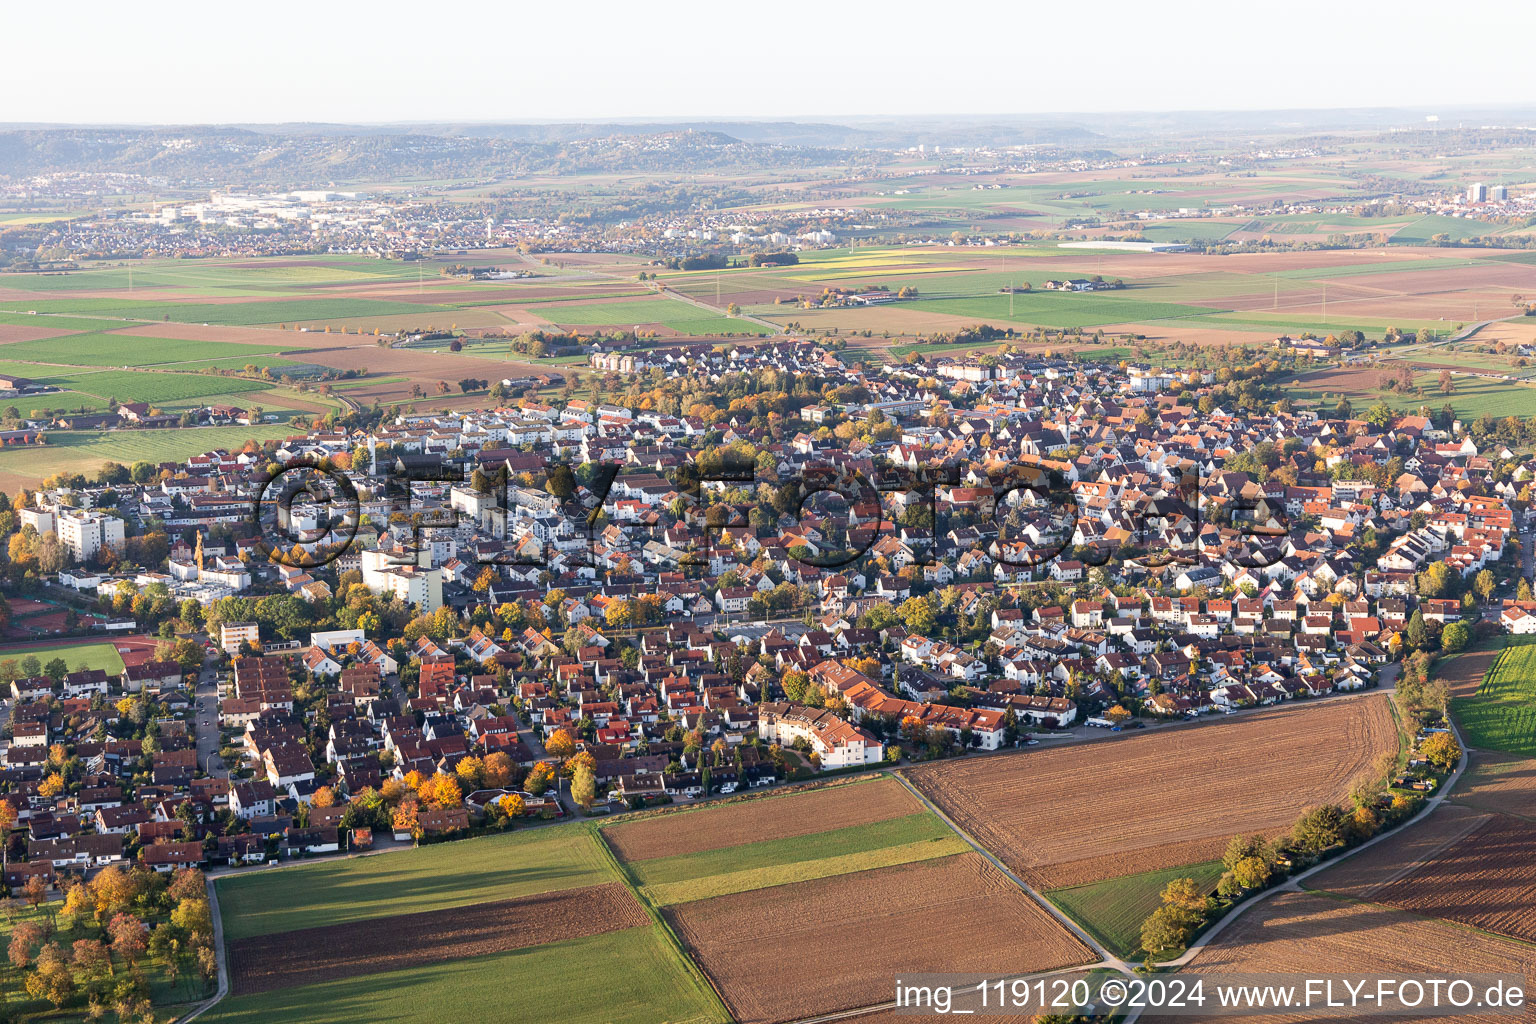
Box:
[1421,731,1461,773]
[570,762,597,811]
[497,793,526,819]
[544,729,576,759]
[108,913,148,967]
[481,752,515,789]
[310,786,337,809]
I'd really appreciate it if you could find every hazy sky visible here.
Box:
[7,0,1536,124]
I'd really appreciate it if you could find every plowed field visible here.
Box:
[666,853,1091,1024]
[907,698,1398,888]
[1148,892,1536,1024]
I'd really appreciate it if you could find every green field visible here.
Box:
[1449,635,1536,756]
[0,639,126,673]
[1,297,453,326]
[0,331,294,367]
[624,812,967,906]
[1283,370,1536,421]
[0,425,301,491]
[216,826,614,941]
[1047,860,1226,959]
[198,925,725,1024]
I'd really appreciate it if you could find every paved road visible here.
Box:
[193,663,227,779]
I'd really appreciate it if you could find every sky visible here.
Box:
[6,0,1536,125]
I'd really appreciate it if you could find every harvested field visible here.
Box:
[907,698,1398,888]
[1366,813,1536,944]
[604,776,921,863]
[109,322,292,344]
[228,881,647,995]
[1148,891,1536,1024]
[667,853,1091,1024]
[0,324,75,343]
[1452,751,1536,820]
[1305,803,1493,899]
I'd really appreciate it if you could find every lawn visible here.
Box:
[1449,635,1536,756]
[215,826,614,941]
[1047,860,1226,959]
[0,639,126,673]
[198,925,725,1024]
[625,812,967,906]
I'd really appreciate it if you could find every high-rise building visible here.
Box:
[1490,184,1509,201]
[56,509,125,563]
[1468,183,1488,203]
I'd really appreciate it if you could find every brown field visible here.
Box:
[1438,646,1504,700]
[1367,813,1536,944]
[1148,891,1536,1024]
[1452,751,1536,819]
[1305,803,1493,899]
[110,322,293,344]
[227,881,646,995]
[604,776,920,863]
[667,853,1092,1024]
[906,698,1399,888]
[0,324,77,343]
[1097,321,1270,346]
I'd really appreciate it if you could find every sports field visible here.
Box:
[0,639,126,673]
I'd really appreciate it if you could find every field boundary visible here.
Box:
[591,826,734,1024]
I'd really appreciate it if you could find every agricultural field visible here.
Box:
[211,824,725,1024]
[1282,364,1536,421]
[217,826,612,941]
[603,775,924,862]
[202,925,721,1024]
[1047,860,1226,959]
[666,853,1092,1024]
[0,425,301,494]
[616,809,967,906]
[1359,813,1536,944]
[1147,891,1536,1024]
[1450,751,1536,820]
[905,697,1398,888]
[1448,636,1536,756]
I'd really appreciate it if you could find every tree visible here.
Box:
[1472,568,1497,604]
[1440,620,1472,653]
[170,897,213,940]
[1438,369,1454,395]
[167,867,206,904]
[108,913,148,966]
[25,943,75,1008]
[570,762,596,810]
[497,793,526,818]
[72,937,113,979]
[1140,905,1196,955]
[8,920,46,968]
[482,752,515,789]
[310,786,336,808]
[1290,804,1347,855]
[545,729,576,759]
[1405,609,1429,649]
[90,866,135,919]
[897,595,936,635]
[1421,731,1461,773]
[1231,855,1272,889]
